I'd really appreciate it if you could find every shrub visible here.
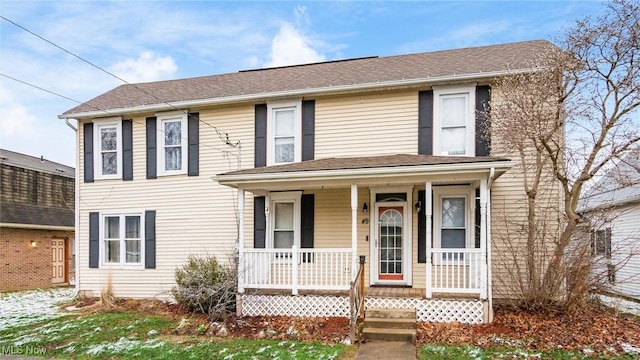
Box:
[171,255,237,320]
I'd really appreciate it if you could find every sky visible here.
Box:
[0,0,606,167]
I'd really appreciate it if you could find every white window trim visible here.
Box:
[433,186,474,249]
[99,210,145,269]
[432,84,476,157]
[157,111,188,176]
[267,100,302,166]
[267,192,302,259]
[93,117,122,180]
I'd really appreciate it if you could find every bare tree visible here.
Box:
[491,0,640,310]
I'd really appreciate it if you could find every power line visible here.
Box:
[0,15,239,148]
[0,72,240,159]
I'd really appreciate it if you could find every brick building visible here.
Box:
[1,149,75,291]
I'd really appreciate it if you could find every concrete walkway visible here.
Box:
[355,341,417,359]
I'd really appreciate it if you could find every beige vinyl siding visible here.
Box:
[77,104,254,298]
[315,91,418,158]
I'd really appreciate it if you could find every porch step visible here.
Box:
[362,308,416,342]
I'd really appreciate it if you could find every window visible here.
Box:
[102,213,143,266]
[433,188,473,261]
[93,118,122,179]
[269,192,301,257]
[441,197,466,249]
[592,227,612,259]
[268,101,301,165]
[157,112,188,175]
[433,85,476,156]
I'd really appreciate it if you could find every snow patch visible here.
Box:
[0,288,75,329]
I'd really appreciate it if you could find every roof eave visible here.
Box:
[217,160,515,188]
[58,68,541,120]
[579,194,640,213]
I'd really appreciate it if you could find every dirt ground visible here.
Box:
[68,298,640,354]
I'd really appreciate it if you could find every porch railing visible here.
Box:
[349,256,366,343]
[428,248,484,296]
[241,247,352,294]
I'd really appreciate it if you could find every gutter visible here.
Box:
[58,68,541,119]
[218,161,514,186]
[0,223,75,231]
[63,118,80,294]
[486,167,495,322]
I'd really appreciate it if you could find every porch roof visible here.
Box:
[217,154,513,191]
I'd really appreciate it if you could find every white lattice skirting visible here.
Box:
[240,294,350,317]
[239,294,485,324]
[365,297,485,324]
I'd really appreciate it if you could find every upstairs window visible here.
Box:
[268,101,301,165]
[93,118,122,179]
[433,85,476,156]
[157,112,188,175]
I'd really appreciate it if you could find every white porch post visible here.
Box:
[425,181,433,299]
[237,189,245,294]
[480,179,488,300]
[351,184,358,279]
[292,245,298,295]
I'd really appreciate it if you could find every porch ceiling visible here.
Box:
[217,154,513,192]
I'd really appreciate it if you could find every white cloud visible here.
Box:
[265,23,325,67]
[294,5,311,28]
[108,52,178,83]
[0,84,39,138]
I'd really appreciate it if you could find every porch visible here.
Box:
[218,154,513,324]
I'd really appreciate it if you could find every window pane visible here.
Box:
[441,127,466,155]
[441,96,466,127]
[101,127,117,151]
[275,109,294,136]
[102,152,118,175]
[105,217,119,239]
[125,240,141,263]
[442,229,466,248]
[442,198,465,228]
[275,202,294,229]
[165,147,182,170]
[106,240,120,263]
[125,216,140,238]
[274,231,294,249]
[275,138,294,163]
[164,121,182,146]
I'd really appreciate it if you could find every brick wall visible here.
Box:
[0,227,74,292]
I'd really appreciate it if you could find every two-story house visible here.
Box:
[59,40,560,324]
[1,149,75,291]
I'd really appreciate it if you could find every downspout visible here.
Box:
[486,167,495,321]
[65,118,80,295]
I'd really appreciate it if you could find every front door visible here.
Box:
[52,239,66,284]
[378,206,404,280]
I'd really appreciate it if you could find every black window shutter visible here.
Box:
[301,194,315,262]
[255,104,267,167]
[83,123,94,183]
[418,90,434,155]
[254,196,266,248]
[146,116,157,179]
[187,113,199,176]
[475,85,491,156]
[145,210,156,269]
[417,190,427,263]
[122,119,133,181]
[89,212,99,268]
[302,100,315,161]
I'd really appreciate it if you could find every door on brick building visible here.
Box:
[52,239,66,284]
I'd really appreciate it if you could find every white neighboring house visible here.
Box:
[580,152,640,300]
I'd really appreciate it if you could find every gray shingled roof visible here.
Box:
[0,148,74,178]
[579,151,640,211]
[220,154,510,177]
[62,40,552,117]
[0,203,74,228]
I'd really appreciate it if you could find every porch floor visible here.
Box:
[244,287,479,299]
